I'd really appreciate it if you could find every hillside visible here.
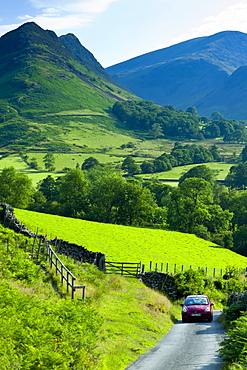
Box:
[0,22,135,151]
[15,208,247,273]
[106,31,247,120]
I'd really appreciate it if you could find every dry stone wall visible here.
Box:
[0,203,179,297]
[227,291,247,309]
[139,271,177,299]
[0,203,106,272]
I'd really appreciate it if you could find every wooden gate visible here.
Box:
[105,261,141,277]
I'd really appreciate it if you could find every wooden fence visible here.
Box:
[105,261,141,277]
[46,244,86,300]
[141,261,246,277]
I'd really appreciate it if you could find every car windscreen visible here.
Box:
[185,297,209,305]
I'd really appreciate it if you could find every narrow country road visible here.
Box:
[125,310,225,370]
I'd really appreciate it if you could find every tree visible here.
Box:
[186,107,198,115]
[225,163,247,188]
[240,145,247,162]
[227,191,247,228]
[43,153,55,171]
[0,167,34,208]
[114,181,156,226]
[121,156,141,175]
[81,157,100,171]
[140,161,155,174]
[179,165,216,186]
[38,175,58,201]
[149,122,164,139]
[86,171,126,223]
[58,169,89,217]
[29,157,39,170]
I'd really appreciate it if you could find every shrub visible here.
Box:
[223,301,246,325]
[219,314,247,367]
[175,268,205,297]
[0,281,103,369]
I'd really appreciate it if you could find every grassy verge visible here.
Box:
[0,225,180,369]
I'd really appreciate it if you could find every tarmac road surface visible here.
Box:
[125,310,225,370]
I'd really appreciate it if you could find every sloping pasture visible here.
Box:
[15,209,247,273]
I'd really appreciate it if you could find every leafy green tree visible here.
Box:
[227,191,247,228]
[29,157,39,170]
[114,181,156,226]
[186,107,198,115]
[38,175,59,201]
[144,182,172,207]
[140,160,155,174]
[167,178,213,233]
[86,170,126,223]
[225,163,247,188]
[233,225,247,256]
[43,153,55,171]
[149,122,164,139]
[153,158,171,172]
[209,145,221,161]
[179,165,216,186]
[240,144,247,162]
[58,169,89,217]
[0,167,34,208]
[121,156,141,175]
[81,157,100,171]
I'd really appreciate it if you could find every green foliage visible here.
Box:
[175,268,205,297]
[58,169,89,217]
[220,314,247,367]
[43,153,55,171]
[122,156,141,175]
[225,162,247,189]
[82,157,100,171]
[0,281,103,369]
[179,164,216,185]
[113,101,247,142]
[0,166,34,208]
[139,143,216,175]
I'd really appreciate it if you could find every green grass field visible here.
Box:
[138,162,233,182]
[15,209,247,274]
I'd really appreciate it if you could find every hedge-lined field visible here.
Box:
[15,209,247,272]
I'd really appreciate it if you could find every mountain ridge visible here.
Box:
[106,31,247,119]
[0,22,134,150]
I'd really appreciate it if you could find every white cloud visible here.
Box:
[11,0,121,33]
[29,0,121,14]
[167,2,247,48]
[67,0,121,14]
[17,15,33,21]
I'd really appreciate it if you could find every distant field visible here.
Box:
[138,162,233,182]
[15,209,247,274]
[0,153,234,187]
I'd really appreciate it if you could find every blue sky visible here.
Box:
[1,0,247,67]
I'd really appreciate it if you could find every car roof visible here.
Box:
[186,295,208,298]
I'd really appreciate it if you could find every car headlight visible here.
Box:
[182,306,188,312]
[204,307,210,312]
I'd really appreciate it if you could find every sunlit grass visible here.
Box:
[15,209,247,273]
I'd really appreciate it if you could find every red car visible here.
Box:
[180,295,214,323]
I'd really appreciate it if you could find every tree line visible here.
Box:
[112,100,247,142]
[3,145,247,257]
[122,142,220,175]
